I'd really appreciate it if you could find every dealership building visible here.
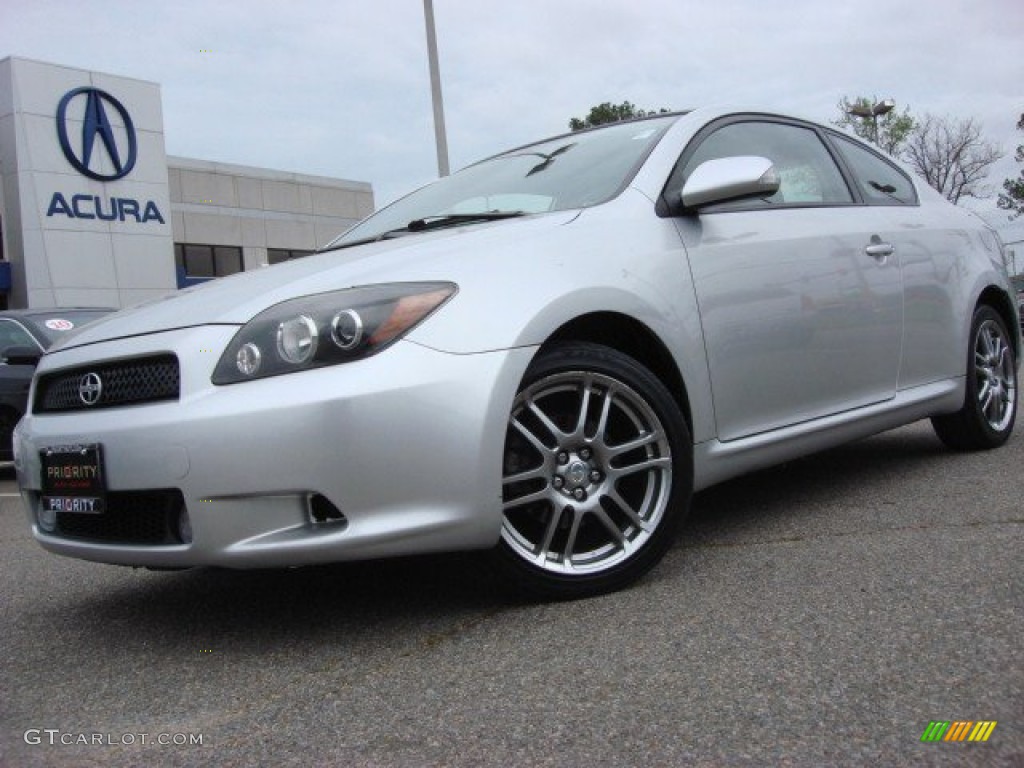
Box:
[0,56,374,310]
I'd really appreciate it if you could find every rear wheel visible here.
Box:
[496,342,691,599]
[931,305,1017,450]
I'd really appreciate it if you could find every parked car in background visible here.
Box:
[12,107,1021,598]
[0,309,112,460]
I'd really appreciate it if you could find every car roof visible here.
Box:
[474,111,691,166]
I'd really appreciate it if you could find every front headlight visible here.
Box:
[212,282,456,384]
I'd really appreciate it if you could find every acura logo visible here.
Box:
[56,87,137,181]
[78,373,103,406]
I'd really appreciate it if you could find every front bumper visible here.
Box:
[15,325,534,568]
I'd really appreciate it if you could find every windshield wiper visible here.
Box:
[322,211,526,252]
[321,230,410,251]
[406,211,525,231]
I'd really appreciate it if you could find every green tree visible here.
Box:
[833,96,916,156]
[997,112,1024,219]
[568,101,670,132]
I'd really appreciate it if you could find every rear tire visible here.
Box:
[931,305,1017,450]
[494,342,691,599]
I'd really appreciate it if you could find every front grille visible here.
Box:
[34,354,179,413]
[52,489,186,545]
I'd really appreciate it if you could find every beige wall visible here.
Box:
[168,156,374,267]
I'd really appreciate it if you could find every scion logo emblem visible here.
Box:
[567,461,588,487]
[56,87,137,181]
[78,373,103,406]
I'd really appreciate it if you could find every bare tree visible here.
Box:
[902,115,1003,204]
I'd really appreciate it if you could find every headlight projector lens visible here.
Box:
[331,309,364,351]
[236,342,262,377]
[277,315,318,364]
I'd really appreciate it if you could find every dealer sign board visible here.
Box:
[0,57,176,308]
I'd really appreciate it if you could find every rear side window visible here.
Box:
[830,134,917,206]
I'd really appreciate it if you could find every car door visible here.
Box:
[827,133,963,389]
[666,117,905,441]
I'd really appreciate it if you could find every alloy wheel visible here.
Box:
[974,317,1016,432]
[501,370,673,575]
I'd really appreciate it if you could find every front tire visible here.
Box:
[931,305,1017,450]
[495,342,692,599]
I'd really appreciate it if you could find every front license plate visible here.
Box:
[40,444,107,514]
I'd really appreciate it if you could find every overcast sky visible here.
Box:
[2,0,1021,227]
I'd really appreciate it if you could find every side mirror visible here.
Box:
[680,156,780,209]
[3,346,43,367]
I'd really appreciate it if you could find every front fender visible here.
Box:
[407,200,716,442]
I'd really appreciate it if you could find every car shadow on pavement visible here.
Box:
[22,423,978,653]
[683,422,953,542]
[29,551,512,663]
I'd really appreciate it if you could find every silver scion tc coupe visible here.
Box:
[15,107,1020,598]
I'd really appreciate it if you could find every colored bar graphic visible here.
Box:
[969,722,997,742]
[921,721,996,742]
[945,721,972,741]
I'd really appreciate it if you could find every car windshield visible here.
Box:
[327,115,679,248]
[24,310,112,346]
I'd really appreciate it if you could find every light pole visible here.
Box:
[423,0,450,177]
[846,98,895,147]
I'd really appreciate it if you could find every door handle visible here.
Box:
[865,242,894,259]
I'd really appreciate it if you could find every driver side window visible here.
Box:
[679,120,853,209]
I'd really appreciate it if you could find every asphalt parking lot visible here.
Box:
[1,420,1021,767]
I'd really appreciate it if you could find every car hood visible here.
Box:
[52,211,581,351]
